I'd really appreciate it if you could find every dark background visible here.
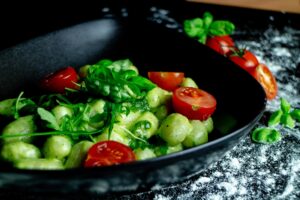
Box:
[0,0,299,52]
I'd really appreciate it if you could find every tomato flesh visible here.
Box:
[206,35,235,56]
[40,66,79,93]
[229,49,259,73]
[172,87,217,120]
[84,141,135,167]
[148,72,184,91]
[251,64,278,100]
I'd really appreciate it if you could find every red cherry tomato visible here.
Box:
[251,64,278,100]
[84,141,136,167]
[172,87,217,121]
[206,35,235,56]
[229,49,259,73]
[148,72,184,91]
[40,67,79,93]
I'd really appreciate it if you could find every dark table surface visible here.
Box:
[0,1,299,199]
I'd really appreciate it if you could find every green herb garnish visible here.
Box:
[83,59,155,103]
[252,98,299,144]
[251,127,281,144]
[183,11,235,44]
[290,109,300,122]
[268,98,298,128]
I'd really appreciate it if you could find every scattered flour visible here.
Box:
[217,182,237,196]
[229,158,241,169]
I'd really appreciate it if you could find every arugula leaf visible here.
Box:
[0,130,100,139]
[83,59,155,103]
[127,98,151,112]
[0,98,16,117]
[0,92,36,118]
[107,103,121,139]
[129,138,151,150]
[131,120,151,138]
[37,94,71,109]
[37,107,60,130]
[155,145,168,156]
[14,92,25,119]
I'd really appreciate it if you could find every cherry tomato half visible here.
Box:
[40,67,79,93]
[148,72,184,91]
[84,141,136,167]
[251,64,278,100]
[172,87,217,121]
[206,35,235,56]
[229,49,259,73]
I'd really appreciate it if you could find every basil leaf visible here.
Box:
[37,107,60,131]
[208,20,235,36]
[290,109,300,122]
[198,34,207,44]
[95,59,113,67]
[251,127,281,144]
[203,12,213,29]
[183,12,235,45]
[268,110,283,127]
[281,113,295,129]
[130,76,156,91]
[184,18,204,38]
[280,98,291,113]
[108,59,135,73]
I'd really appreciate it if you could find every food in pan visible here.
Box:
[0,59,217,169]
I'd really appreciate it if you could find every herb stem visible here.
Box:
[116,124,148,144]
[0,130,101,139]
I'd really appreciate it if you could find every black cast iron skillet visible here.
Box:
[0,1,266,196]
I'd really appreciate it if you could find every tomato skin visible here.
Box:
[84,141,136,167]
[172,87,217,121]
[206,35,235,56]
[251,64,278,100]
[148,72,184,91]
[229,49,259,73]
[40,67,79,93]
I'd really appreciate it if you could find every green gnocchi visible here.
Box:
[0,59,215,169]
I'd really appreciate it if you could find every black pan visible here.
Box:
[0,1,266,196]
